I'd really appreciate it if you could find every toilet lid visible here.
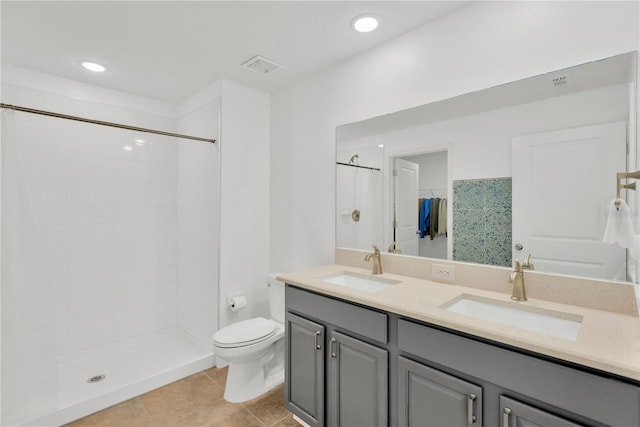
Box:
[213,317,277,348]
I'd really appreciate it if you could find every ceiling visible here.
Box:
[1,1,471,104]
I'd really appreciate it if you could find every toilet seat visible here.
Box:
[213,317,277,348]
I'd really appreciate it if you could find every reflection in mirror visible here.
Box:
[336,51,638,284]
[336,143,384,251]
[393,151,448,259]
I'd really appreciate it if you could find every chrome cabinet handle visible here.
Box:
[467,394,477,424]
[502,407,511,427]
[314,331,321,350]
[330,338,337,358]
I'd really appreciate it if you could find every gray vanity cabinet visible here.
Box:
[285,312,325,427]
[398,356,482,427]
[398,318,640,427]
[499,396,585,427]
[286,284,640,427]
[285,285,389,427]
[328,330,388,427]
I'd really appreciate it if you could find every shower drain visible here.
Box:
[87,374,106,384]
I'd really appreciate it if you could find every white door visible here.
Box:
[512,122,627,280]
[394,158,419,256]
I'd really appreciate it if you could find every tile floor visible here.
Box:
[66,367,296,427]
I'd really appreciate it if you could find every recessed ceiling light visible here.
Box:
[80,61,107,72]
[352,15,379,33]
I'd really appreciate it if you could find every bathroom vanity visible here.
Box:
[280,261,640,427]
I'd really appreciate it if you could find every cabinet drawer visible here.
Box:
[286,285,387,344]
[398,319,640,427]
[500,396,585,427]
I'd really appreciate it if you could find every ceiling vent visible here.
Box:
[242,55,281,75]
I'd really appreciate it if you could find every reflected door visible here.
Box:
[394,158,419,256]
[512,122,627,280]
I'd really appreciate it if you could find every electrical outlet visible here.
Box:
[432,264,455,281]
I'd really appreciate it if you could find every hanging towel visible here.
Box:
[603,199,636,248]
[430,198,441,240]
[438,198,447,236]
[419,198,431,238]
[630,234,640,260]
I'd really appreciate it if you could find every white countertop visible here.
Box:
[279,264,640,382]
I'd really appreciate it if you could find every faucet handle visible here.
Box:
[514,259,523,272]
[372,245,380,254]
[522,254,534,270]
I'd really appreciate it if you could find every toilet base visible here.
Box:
[213,321,285,403]
[222,343,284,403]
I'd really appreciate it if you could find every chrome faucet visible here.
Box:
[365,245,383,275]
[510,259,527,301]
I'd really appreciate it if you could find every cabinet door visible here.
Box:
[328,330,388,427]
[398,356,482,427]
[285,312,325,427]
[500,396,585,427]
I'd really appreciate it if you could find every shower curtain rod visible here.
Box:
[336,162,381,171]
[0,103,216,144]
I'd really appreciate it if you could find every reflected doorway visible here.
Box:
[393,150,448,259]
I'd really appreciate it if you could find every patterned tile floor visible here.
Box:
[66,367,296,427]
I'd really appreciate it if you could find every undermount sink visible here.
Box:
[322,271,401,292]
[441,294,583,340]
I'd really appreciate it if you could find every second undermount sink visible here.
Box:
[322,271,401,292]
[441,294,583,340]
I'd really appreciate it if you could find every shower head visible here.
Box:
[348,154,359,165]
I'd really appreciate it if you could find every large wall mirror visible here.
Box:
[336,51,638,284]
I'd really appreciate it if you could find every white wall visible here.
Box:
[218,80,271,328]
[177,83,221,351]
[270,1,640,272]
[173,76,272,335]
[0,65,178,128]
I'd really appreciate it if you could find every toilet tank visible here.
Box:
[267,273,285,324]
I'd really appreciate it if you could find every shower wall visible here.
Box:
[2,81,183,354]
[1,66,220,424]
[177,97,220,350]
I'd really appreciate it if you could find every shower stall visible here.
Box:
[335,145,384,252]
[1,88,220,426]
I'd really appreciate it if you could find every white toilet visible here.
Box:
[213,274,285,403]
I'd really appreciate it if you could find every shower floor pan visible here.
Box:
[13,328,214,427]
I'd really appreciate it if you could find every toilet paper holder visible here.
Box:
[228,295,248,312]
